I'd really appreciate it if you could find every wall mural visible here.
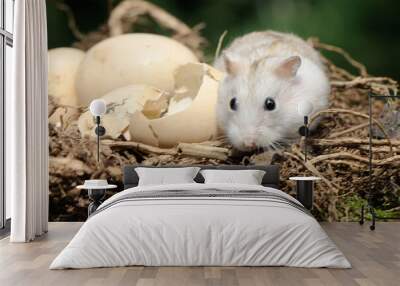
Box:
[48,0,400,222]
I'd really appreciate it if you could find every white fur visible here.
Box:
[215,31,330,151]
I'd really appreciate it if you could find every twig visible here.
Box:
[214,30,228,62]
[327,63,356,80]
[331,76,397,88]
[309,152,400,166]
[290,145,341,191]
[385,206,400,212]
[109,0,193,36]
[358,145,400,153]
[49,156,92,175]
[326,160,364,170]
[309,108,393,155]
[108,0,206,58]
[53,0,85,40]
[328,122,369,138]
[102,139,177,155]
[310,138,400,147]
[311,38,368,77]
[178,143,230,161]
[103,140,231,161]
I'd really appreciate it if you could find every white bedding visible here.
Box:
[50,183,351,269]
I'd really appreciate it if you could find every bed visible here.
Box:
[50,165,350,269]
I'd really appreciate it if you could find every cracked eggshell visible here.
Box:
[75,33,198,106]
[129,63,223,147]
[49,107,79,127]
[48,48,85,106]
[78,85,167,140]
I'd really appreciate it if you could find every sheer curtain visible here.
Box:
[8,0,48,242]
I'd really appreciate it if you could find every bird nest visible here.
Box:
[49,0,400,222]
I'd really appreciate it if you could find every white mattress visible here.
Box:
[50,183,351,269]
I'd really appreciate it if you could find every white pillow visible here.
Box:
[200,169,266,185]
[135,167,200,186]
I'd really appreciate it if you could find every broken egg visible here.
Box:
[78,85,168,140]
[129,63,223,147]
[75,33,198,106]
[48,48,85,106]
[49,107,80,127]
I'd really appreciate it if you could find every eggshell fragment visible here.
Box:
[129,111,159,146]
[49,107,79,127]
[129,63,223,147]
[78,85,167,140]
[75,33,198,106]
[48,48,85,106]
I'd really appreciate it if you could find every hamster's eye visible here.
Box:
[264,98,276,111]
[230,97,238,111]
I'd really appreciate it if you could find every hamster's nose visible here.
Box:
[243,138,257,149]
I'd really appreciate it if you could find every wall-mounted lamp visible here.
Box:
[89,99,107,162]
[297,101,314,162]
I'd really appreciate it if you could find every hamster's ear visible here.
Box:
[275,56,302,78]
[223,52,247,76]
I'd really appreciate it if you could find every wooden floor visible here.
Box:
[0,222,399,286]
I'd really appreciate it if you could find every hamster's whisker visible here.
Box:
[268,141,277,151]
[272,142,280,150]
[215,134,230,144]
[274,141,285,149]
[216,134,228,140]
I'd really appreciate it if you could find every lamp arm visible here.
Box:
[94,116,106,163]
[304,115,308,163]
[96,116,100,162]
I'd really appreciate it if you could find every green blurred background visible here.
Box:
[47,0,400,81]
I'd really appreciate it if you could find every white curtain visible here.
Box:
[8,0,49,242]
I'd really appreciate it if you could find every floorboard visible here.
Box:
[0,222,399,286]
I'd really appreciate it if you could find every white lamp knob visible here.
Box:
[89,99,107,116]
[297,100,314,116]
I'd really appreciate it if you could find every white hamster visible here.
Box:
[214,31,330,151]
